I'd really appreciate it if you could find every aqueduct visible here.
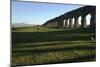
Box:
[43,6,96,29]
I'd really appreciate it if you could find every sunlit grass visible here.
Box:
[12,49,95,66]
[12,27,96,66]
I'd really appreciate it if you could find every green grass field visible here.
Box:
[12,26,96,66]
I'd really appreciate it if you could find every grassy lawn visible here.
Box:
[12,27,96,66]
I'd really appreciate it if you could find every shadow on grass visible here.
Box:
[12,28,95,44]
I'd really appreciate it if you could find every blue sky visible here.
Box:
[12,1,84,25]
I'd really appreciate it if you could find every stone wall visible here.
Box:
[43,6,96,29]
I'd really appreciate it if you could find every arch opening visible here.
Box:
[86,14,91,27]
[67,19,70,27]
[72,17,75,27]
[63,19,66,28]
[78,16,82,27]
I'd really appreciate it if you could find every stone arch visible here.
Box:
[80,14,88,28]
[90,12,96,28]
[64,18,69,28]
[78,16,82,27]
[86,14,91,27]
[67,19,69,25]
[67,19,70,27]
[63,19,66,28]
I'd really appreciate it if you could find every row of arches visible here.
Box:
[62,14,92,28]
[44,6,96,29]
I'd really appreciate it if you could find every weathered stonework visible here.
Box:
[43,6,96,29]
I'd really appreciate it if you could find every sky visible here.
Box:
[12,1,86,25]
